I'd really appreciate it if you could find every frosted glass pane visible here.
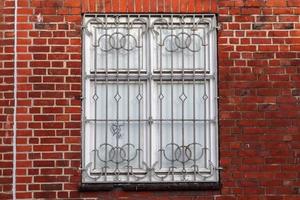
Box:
[152,122,206,169]
[95,26,146,70]
[88,82,146,120]
[87,82,147,171]
[83,15,218,183]
[152,82,208,169]
[153,82,206,120]
[152,27,207,70]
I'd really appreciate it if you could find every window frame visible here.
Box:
[81,13,220,190]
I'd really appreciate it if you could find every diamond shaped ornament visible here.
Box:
[179,93,187,102]
[92,94,99,101]
[114,93,121,102]
[136,93,143,101]
[159,93,164,100]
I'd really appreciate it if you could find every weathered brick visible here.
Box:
[1,0,300,199]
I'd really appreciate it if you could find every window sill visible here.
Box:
[79,182,220,191]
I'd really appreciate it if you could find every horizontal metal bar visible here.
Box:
[87,75,148,81]
[90,70,147,74]
[90,167,212,174]
[152,69,210,74]
[87,74,214,81]
[94,24,209,29]
[90,69,210,74]
[151,74,214,81]
[90,171,210,176]
[85,119,216,122]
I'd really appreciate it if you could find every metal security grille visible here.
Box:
[82,14,219,183]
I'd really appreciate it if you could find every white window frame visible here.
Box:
[82,14,219,184]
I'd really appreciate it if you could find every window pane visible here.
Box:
[153,82,206,120]
[93,21,147,71]
[152,82,209,179]
[83,15,218,183]
[85,82,148,181]
[151,20,208,71]
[88,82,146,120]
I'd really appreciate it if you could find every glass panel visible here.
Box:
[153,82,205,120]
[83,14,218,183]
[93,21,146,71]
[85,82,148,181]
[88,82,145,120]
[151,20,207,71]
[152,82,207,176]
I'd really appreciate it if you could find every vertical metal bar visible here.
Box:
[180,17,185,171]
[115,17,120,177]
[148,15,153,181]
[137,26,142,169]
[192,14,196,181]
[140,17,145,170]
[104,15,109,181]
[170,15,174,181]
[126,15,131,181]
[81,18,86,182]
[93,27,98,170]
[110,0,113,12]
[203,22,207,169]
[213,15,219,178]
[159,23,163,169]
[207,19,212,168]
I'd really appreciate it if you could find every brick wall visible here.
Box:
[13,0,82,199]
[218,0,300,198]
[1,0,300,199]
[0,0,14,199]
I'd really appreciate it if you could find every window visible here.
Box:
[82,14,219,184]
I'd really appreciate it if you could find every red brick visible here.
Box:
[28,46,49,52]
[258,45,278,51]
[288,0,300,6]
[268,31,289,37]
[266,0,287,7]
[279,16,299,22]
[33,145,54,152]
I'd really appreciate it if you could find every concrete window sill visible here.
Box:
[79,182,220,191]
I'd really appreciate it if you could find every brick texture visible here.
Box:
[218,0,300,198]
[82,0,217,13]
[13,0,82,199]
[0,0,14,199]
[1,0,300,199]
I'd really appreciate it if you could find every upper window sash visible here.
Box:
[83,14,217,76]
